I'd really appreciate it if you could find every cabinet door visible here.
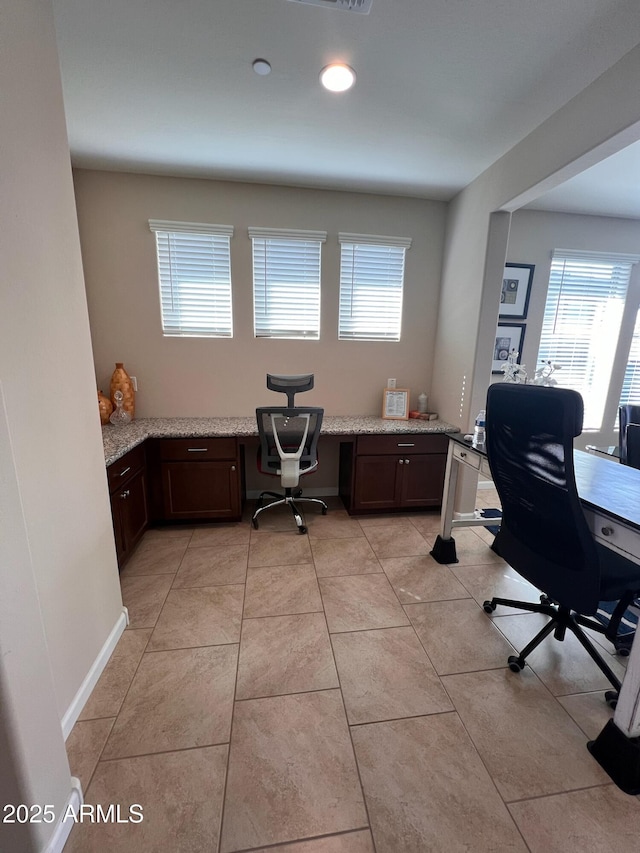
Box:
[399,454,447,508]
[111,468,148,567]
[353,455,402,511]
[162,460,241,520]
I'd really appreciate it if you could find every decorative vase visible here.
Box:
[98,389,113,425]
[110,362,135,419]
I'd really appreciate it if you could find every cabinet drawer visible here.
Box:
[356,434,448,456]
[584,509,640,566]
[158,437,238,461]
[107,443,145,492]
[452,442,480,469]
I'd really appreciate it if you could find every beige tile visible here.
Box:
[331,627,452,724]
[557,691,614,740]
[307,511,366,540]
[103,645,237,759]
[79,629,151,720]
[249,530,313,567]
[448,528,505,566]
[441,667,610,800]
[172,544,248,588]
[363,524,430,559]
[356,514,417,529]
[121,536,190,576]
[142,526,195,541]
[236,613,339,699]
[250,502,303,532]
[311,537,381,577]
[450,561,540,614]
[381,555,470,604]
[251,831,375,853]
[120,574,173,628]
[244,563,322,618]
[220,691,367,852]
[351,714,527,853]
[65,718,114,792]
[407,511,442,542]
[189,522,250,547]
[148,585,244,650]
[494,612,627,695]
[319,574,410,633]
[509,785,640,853]
[65,746,227,853]
[405,599,515,674]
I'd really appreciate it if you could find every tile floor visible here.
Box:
[65,490,640,852]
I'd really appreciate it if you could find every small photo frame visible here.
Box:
[499,263,534,320]
[493,323,526,374]
[382,388,410,420]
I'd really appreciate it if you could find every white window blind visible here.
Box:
[250,227,326,339]
[338,233,411,342]
[620,307,640,406]
[149,220,233,337]
[538,251,634,429]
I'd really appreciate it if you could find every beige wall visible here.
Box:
[75,170,446,419]
[0,1,123,847]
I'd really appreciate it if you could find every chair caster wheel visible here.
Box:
[483,601,496,613]
[252,519,259,530]
[298,525,307,535]
[322,507,328,515]
[605,690,618,710]
[616,646,631,657]
[540,594,552,606]
[508,655,524,673]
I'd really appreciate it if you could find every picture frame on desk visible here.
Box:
[382,388,410,420]
[493,323,526,374]
[499,263,534,320]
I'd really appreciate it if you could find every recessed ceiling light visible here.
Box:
[252,59,272,76]
[320,63,356,92]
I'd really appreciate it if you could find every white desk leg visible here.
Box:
[430,441,460,564]
[588,618,640,793]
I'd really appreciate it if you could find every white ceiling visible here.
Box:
[51,0,640,213]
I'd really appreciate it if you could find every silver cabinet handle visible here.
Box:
[601,526,614,537]
[397,443,415,447]
[405,458,410,464]
[120,489,130,499]
[119,466,131,477]
[188,448,208,452]
[460,451,467,458]
[399,458,404,464]
[231,465,236,471]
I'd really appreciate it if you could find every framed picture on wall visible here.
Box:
[492,323,526,374]
[499,263,534,319]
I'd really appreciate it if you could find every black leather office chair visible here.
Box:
[252,374,328,534]
[625,422,640,470]
[619,404,640,464]
[483,384,640,706]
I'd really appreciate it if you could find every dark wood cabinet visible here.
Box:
[340,433,448,514]
[157,438,241,521]
[107,444,148,568]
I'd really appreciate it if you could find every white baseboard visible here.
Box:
[477,479,495,490]
[61,607,129,740]
[246,486,339,500]
[43,776,83,853]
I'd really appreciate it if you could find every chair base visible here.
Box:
[252,488,328,534]
[483,595,622,697]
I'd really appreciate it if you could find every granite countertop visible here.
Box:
[102,416,459,466]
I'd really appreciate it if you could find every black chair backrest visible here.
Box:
[619,405,640,464]
[256,407,324,475]
[626,423,640,470]
[486,384,601,614]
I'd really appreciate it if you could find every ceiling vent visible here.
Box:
[287,0,372,14]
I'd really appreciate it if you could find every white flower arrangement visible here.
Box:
[532,359,562,387]
[500,352,562,386]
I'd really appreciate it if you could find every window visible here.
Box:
[338,233,411,341]
[538,250,639,430]
[150,220,233,337]
[620,307,640,406]
[249,227,326,339]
